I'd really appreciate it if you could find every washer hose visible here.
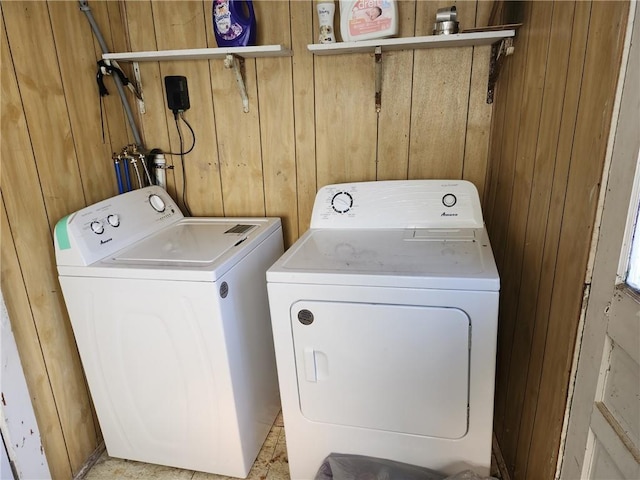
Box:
[79,0,144,149]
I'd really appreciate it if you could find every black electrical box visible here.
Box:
[164,76,190,113]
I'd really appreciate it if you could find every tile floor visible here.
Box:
[81,412,503,480]
[82,413,288,480]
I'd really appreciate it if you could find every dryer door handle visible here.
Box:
[304,348,317,382]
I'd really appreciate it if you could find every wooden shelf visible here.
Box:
[103,44,292,62]
[100,30,514,113]
[102,45,291,114]
[307,30,515,55]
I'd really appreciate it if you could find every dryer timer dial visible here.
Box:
[331,191,353,214]
[442,193,457,207]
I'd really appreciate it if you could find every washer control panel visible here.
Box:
[55,186,183,266]
[311,180,484,229]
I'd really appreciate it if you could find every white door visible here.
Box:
[560,4,639,479]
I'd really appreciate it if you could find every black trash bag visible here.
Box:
[314,453,447,480]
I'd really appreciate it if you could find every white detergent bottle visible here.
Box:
[340,0,398,42]
[317,0,336,44]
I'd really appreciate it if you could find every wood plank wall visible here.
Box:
[486,2,630,479]
[0,1,628,479]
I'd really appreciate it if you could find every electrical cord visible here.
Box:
[175,112,193,216]
[163,112,196,156]
[148,112,195,212]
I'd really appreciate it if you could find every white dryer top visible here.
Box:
[267,227,499,290]
[268,180,499,291]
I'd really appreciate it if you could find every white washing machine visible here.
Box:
[267,180,500,479]
[54,186,282,477]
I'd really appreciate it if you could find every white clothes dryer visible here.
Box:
[267,180,500,479]
[55,186,282,477]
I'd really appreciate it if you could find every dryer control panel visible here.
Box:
[55,186,183,266]
[311,180,484,229]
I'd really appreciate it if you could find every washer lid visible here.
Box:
[111,221,256,266]
[267,227,499,291]
[58,217,281,282]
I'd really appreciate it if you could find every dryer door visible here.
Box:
[291,301,470,439]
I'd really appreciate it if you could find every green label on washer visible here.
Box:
[55,215,71,250]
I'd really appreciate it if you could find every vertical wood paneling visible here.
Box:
[498,0,555,466]
[253,0,298,246]
[408,0,476,180]
[152,1,225,216]
[513,2,592,474]
[375,0,415,181]
[525,3,629,478]
[209,55,263,215]
[48,1,120,204]
[1,7,98,475]
[462,0,495,202]
[101,0,138,147]
[490,0,531,439]
[0,199,72,480]
[495,0,554,451]
[501,0,577,472]
[2,1,86,224]
[462,45,492,200]
[485,1,630,479]
[315,52,377,185]
[512,1,591,476]
[91,0,136,148]
[205,0,263,217]
[290,0,316,233]
[121,1,179,200]
[483,50,509,224]
[409,51,467,175]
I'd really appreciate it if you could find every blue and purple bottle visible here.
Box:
[213,0,257,47]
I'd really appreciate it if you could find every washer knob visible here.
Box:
[442,193,457,207]
[149,194,166,213]
[107,214,120,227]
[90,220,104,234]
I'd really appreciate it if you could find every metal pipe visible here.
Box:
[79,0,144,148]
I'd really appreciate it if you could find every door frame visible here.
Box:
[559,2,639,478]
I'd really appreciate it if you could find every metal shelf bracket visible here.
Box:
[224,54,250,113]
[132,62,145,114]
[487,37,515,104]
[374,46,383,113]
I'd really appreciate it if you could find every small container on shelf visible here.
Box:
[317,0,336,44]
[212,0,257,47]
[339,0,398,42]
[433,6,460,35]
